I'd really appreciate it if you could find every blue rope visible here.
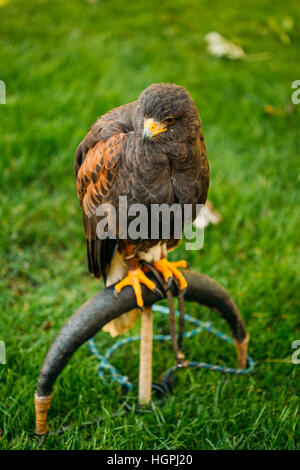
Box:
[88,304,254,392]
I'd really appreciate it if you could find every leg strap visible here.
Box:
[143,261,187,366]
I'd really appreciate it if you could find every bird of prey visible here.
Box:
[75,83,209,336]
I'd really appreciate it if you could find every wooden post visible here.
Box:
[138,306,153,405]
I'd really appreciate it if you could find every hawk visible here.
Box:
[75,83,209,336]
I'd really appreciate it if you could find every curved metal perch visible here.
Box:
[34,270,249,434]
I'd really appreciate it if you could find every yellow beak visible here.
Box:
[143,118,167,142]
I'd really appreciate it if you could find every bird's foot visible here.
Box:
[153,258,188,292]
[114,266,160,309]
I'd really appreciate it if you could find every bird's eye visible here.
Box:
[164,117,176,125]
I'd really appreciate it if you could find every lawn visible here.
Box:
[0,0,299,450]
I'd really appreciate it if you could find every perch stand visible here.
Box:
[34,270,249,435]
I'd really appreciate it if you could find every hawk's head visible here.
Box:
[135,83,201,144]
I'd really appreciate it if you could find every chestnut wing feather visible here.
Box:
[77,133,126,217]
[74,105,133,281]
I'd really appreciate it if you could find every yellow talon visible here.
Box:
[153,258,188,291]
[114,268,157,308]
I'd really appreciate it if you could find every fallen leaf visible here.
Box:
[264,104,276,115]
[193,200,222,229]
[205,31,272,62]
[264,103,295,117]
[205,32,245,60]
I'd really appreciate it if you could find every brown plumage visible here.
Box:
[75,83,209,278]
[75,83,209,335]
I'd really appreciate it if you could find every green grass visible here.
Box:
[0,0,299,450]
